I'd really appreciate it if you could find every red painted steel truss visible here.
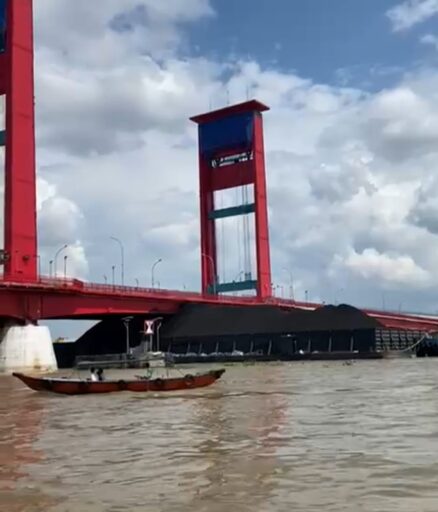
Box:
[0,278,437,333]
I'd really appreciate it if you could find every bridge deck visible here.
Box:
[0,277,437,331]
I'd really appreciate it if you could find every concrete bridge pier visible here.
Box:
[0,323,58,374]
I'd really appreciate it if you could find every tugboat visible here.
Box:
[74,343,174,370]
[75,317,174,370]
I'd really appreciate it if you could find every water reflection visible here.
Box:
[189,366,288,511]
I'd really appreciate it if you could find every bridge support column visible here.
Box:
[0,323,57,374]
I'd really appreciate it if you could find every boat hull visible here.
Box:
[12,369,225,395]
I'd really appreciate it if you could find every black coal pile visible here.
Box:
[161,303,382,339]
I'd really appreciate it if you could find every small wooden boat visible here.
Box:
[12,369,225,395]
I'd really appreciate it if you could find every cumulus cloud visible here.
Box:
[387,0,438,31]
[34,0,214,62]
[38,185,83,247]
[36,178,88,279]
[338,248,430,288]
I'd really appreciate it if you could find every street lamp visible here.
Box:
[135,278,139,288]
[234,270,244,281]
[155,317,163,352]
[151,258,162,288]
[305,290,309,303]
[63,255,68,279]
[103,274,108,284]
[110,236,124,286]
[112,265,116,287]
[122,316,134,355]
[282,267,295,300]
[49,260,53,278]
[201,253,216,294]
[231,271,244,296]
[54,244,68,277]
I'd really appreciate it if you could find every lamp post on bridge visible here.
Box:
[112,265,116,287]
[232,271,243,296]
[155,317,163,352]
[110,236,124,286]
[49,260,53,278]
[54,244,68,277]
[151,258,162,288]
[122,316,134,355]
[234,270,244,281]
[63,255,68,279]
[103,274,107,285]
[282,267,295,300]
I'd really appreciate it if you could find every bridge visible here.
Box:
[0,0,438,372]
[2,276,438,330]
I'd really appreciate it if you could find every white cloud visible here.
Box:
[387,0,438,31]
[337,248,430,288]
[38,178,84,245]
[34,0,214,62]
[35,177,88,279]
[421,33,438,49]
[62,243,89,280]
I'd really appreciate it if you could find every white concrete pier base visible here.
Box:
[0,324,58,374]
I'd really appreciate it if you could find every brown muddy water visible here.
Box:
[1,360,438,511]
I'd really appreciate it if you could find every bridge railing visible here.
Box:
[22,276,262,303]
[38,277,84,289]
[78,281,263,304]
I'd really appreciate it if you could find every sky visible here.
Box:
[4,0,438,336]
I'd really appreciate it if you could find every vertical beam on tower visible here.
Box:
[191,100,272,300]
[253,111,271,299]
[1,0,37,281]
[198,144,217,293]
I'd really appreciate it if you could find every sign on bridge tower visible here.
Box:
[191,100,272,300]
[0,0,37,281]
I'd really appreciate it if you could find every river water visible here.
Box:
[1,360,438,511]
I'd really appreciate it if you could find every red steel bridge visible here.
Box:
[0,0,438,333]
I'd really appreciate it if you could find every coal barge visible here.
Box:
[54,304,427,368]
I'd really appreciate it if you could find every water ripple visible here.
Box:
[1,360,438,511]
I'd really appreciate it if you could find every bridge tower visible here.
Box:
[0,0,56,374]
[0,0,38,282]
[191,100,272,300]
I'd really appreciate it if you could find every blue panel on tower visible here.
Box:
[199,112,254,158]
[0,0,6,53]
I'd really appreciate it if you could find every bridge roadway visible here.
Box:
[0,277,437,332]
